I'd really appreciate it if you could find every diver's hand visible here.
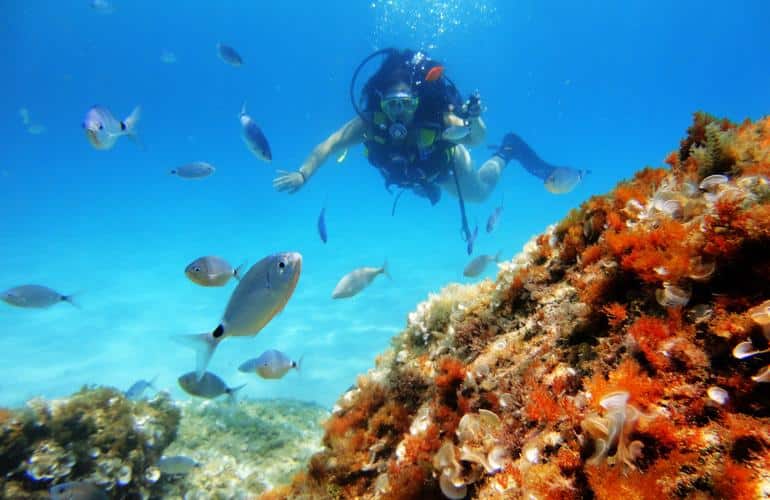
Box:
[463,91,483,118]
[273,169,305,194]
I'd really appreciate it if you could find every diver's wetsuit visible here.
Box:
[362,114,456,204]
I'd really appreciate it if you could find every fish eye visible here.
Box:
[278,261,286,269]
[194,267,201,272]
[98,124,104,130]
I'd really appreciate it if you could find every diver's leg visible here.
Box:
[440,145,502,203]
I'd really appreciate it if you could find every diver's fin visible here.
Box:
[174,332,222,381]
[226,383,247,404]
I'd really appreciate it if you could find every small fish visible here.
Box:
[336,148,349,163]
[442,125,470,142]
[185,256,243,287]
[238,349,301,379]
[124,376,157,400]
[317,204,327,244]
[170,161,215,179]
[50,481,107,500]
[486,198,504,233]
[544,167,590,194]
[240,102,272,162]
[90,0,114,14]
[425,65,444,82]
[178,371,245,401]
[18,107,30,125]
[26,124,46,135]
[466,224,479,255]
[463,251,502,277]
[217,43,243,66]
[82,105,140,150]
[160,49,177,64]
[332,260,389,299]
[157,455,200,475]
[1,285,77,309]
[178,252,302,378]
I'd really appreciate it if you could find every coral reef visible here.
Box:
[0,387,180,498]
[155,398,328,499]
[263,113,770,499]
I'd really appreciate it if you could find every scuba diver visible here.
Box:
[273,48,578,247]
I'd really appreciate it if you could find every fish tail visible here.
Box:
[124,106,144,150]
[62,292,81,309]
[226,383,247,404]
[174,332,222,381]
[233,261,247,281]
[381,259,391,280]
[295,355,304,375]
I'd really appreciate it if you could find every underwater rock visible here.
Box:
[263,114,770,499]
[153,398,328,499]
[0,386,180,499]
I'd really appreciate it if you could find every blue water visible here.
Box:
[1,1,768,409]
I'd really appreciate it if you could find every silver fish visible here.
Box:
[544,167,590,194]
[332,260,389,299]
[442,125,470,142]
[90,0,114,14]
[124,376,157,400]
[82,105,140,150]
[1,285,77,309]
[317,205,327,244]
[158,455,200,475]
[180,252,302,378]
[486,198,503,233]
[170,161,215,179]
[217,43,243,66]
[240,102,271,162]
[238,349,300,379]
[50,481,107,500]
[463,251,501,277]
[185,256,243,287]
[178,371,245,401]
[466,224,479,255]
[160,49,177,64]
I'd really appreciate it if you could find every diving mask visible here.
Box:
[380,92,419,121]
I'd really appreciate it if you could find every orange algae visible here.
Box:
[265,113,770,500]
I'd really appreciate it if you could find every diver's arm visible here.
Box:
[299,117,365,181]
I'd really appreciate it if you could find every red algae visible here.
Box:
[261,114,770,500]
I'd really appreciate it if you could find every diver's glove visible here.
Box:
[462,91,483,119]
[273,169,306,194]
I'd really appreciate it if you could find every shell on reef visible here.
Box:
[688,304,713,324]
[699,174,729,191]
[688,258,716,281]
[439,471,467,500]
[144,466,161,483]
[732,340,768,359]
[117,464,133,485]
[707,386,729,405]
[656,283,691,308]
[25,441,75,481]
[752,365,770,383]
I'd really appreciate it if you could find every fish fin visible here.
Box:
[233,261,247,282]
[240,101,247,118]
[381,259,391,280]
[62,292,81,309]
[148,374,159,390]
[295,355,304,375]
[124,106,144,150]
[226,383,247,404]
[174,332,222,381]
[494,250,503,263]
